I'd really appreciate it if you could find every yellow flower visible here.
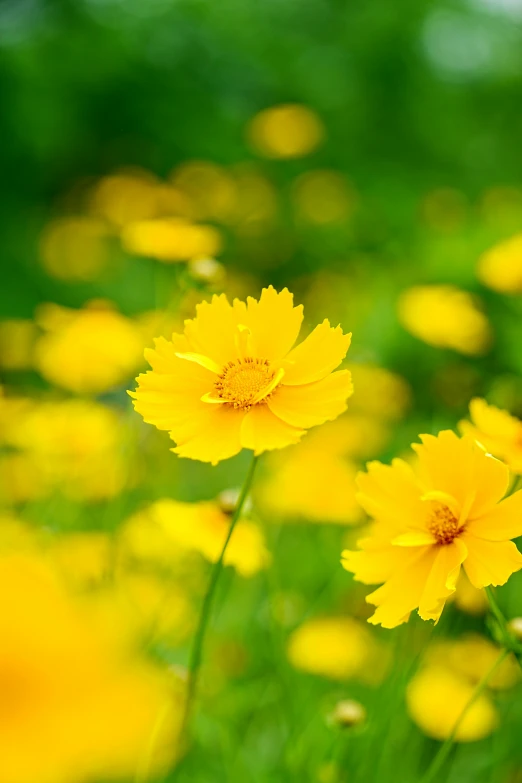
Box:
[287,616,387,683]
[35,301,143,394]
[0,319,37,370]
[477,233,522,294]
[140,498,271,578]
[398,285,492,355]
[347,364,411,421]
[426,634,519,691]
[342,430,522,628]
[39,217,111,282]
[131,286,353,464]
[459,397,522,475]
[259,414,387,524]
[121,217,222,263]
[0,553,181,783]
[453,571,487,615]
[406,665,497,742]
[247,104,324,159]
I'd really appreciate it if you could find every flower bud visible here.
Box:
[217,488,252,516]
[188,257,225,286]
[508,617,522,641]
[329,699,366,729]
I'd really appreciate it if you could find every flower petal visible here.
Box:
[184,293,247,367]
[241,286,303,362]
[267,370,353,429]
[342,537,417,585]
[356,458,425,534]
[462,534,522,588]
[172,405,245,465]
[467,490,522,541]
[240,405,304,455]
[418,539,467,622]
[281,320,351,385]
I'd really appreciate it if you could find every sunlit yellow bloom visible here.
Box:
[131,286,353,464]
[122,217,222,263]
[478,233,522,294]
[292,170,354,225]
[287,616,387,683]
[6,400,129,502]
[138,498,270,578]
[247,104,324,159]
[459,397,522,475]
[342,430,522,628]
[0,319,37,370]
[0,553,181,783]
[407,665,497,742]
[39,217,111,282]
[426,634,519,691]
[259,414,387,524]
[35,301,143,394]
[398,285,492,355]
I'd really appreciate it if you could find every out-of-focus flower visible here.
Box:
[459,398,522,475]
[342,430,522,628]
[171,161,237,222]
[89,169,191,227]
[35,301,143,394]
[0,553,182,783]
[121,218,222,263]
[0,452,49,505]
[139,499,271,578]
[5,400,129,502]
[292,170,354,225]
[477,233,522,294]
[187,257,226,286]
[247,104,324,159]
[0,514,39,552]
[131,286,353,464]
[259,414,387,524]
[453,571,487,615]
[0,320,37,370]
[406,665,497,742]
[287,616,387,683]
[39,217,111,282]
[347,364,411,421]
[398,285,492,355]
[48,532,113,588]
[426,634,519,691]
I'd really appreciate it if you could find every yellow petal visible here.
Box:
[365,547,437,629]
[240,405,304,455]
[241,286,303,362]
[267,370,352,429]
[172,405,245,465]
[184,293,247,367]
[468,451,510,519]
[413,431,478,514]
[418,539,467,622]
[356,458,425,534]
[462,534,522,588]
[342,540,415,585]
[468,490,522,541]
[392,531,438,546]
[175,351,221,374]
[281,320,351,385]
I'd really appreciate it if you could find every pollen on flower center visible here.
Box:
[214,357,280,410]
[427,502,463,545]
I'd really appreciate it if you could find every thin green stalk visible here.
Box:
[419,648,509,783]
[179,454,259,738]
[484,586,515,653]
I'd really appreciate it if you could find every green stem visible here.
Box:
[484,586,522,670]
[419,648,509,783]
[179,454,259,738]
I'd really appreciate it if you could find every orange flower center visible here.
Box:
[214,357,280,410]
[427,502,463,545]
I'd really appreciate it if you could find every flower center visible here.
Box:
[427,502,463,545]
[214,357,280,411]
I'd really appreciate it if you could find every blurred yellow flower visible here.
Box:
[0,452,49,505]
[131,286,353,464]
[398,285,492,355]
[459,397,522,475]
[141,498,271,578]
[478,233,522,294]
[49,532,113,588]
[259,414,388,524]
[0,553,181,783]
[347,364,411,421]
[122,217,222,263]
[287,616,387,683]
[247,104,324,159]
[292,170,354,225]
[0,319,37,370]
[407,665,497,742]
[35,301,143,394]
[39,217,111,282]
[171,161,237,222]
[453,571,487,615]
[5,399,129,502]
[427,634,519,691]
[342,430,522,628]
